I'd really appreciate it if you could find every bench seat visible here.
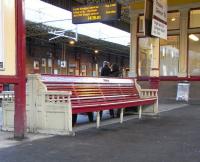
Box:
[41,75,158,126]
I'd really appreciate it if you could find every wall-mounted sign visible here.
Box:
[72,3,121,24]
[61,60,66,68]
[151,0,167,40]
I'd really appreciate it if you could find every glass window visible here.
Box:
[138,12,180,33]
[160,36,180,76]
[190,9,200,28]
[138,38,153,76]
[167,12,180,30]
[188,34,200,76]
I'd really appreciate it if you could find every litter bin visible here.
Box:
[176,81,190,102]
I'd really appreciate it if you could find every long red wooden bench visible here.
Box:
[41,74,158,127]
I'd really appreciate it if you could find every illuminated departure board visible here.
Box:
[72,3,121,24]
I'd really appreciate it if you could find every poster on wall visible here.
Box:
[151,0,167,40]
[33,61,40,70]
[41,58,46,67]
[54,69,58,74]
[61,60,66,68]
[48,58,52,67]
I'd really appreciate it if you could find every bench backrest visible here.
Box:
[41,75,140,103]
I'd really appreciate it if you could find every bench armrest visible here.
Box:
[43,91,72,104]
[140,89,158,98]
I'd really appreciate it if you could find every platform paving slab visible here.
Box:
[0,104,200,162]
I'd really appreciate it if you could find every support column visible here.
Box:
[129,11,139,77]
[178,8,189,77]
[14,0,26,139]
[149,38,160,89]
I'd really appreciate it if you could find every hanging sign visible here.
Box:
[151,0,167,40]
[72,3,121,24]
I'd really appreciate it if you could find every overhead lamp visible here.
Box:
[69,40,75,45]
[189,34,199,42]
[171,17,176,22]
[94,50,99,54]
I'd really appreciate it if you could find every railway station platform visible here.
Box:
[0,103,200,162]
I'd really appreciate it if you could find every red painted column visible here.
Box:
[14,0,26,139]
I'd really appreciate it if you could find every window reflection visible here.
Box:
[138,38,153,76]
[188,34,200,76]
[190,9,200,28]
[160,36,180,76]
[167,12,180,30]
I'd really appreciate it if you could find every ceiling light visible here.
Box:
[69,40,75,45]
[94,50,99,54]
[171,17,176,22]
[189,34,199,41]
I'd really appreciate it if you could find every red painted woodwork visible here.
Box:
[14,0,26,139]
[0,84,3,92]
[149,77,160,89]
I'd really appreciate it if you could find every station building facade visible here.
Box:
[129,0,200,103]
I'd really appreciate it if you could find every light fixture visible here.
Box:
[171,17,176,22]
[189,34,199,41]
[69,40,75,45]
[94,50,99,54]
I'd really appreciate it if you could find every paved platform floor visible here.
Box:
[0,104,200,162]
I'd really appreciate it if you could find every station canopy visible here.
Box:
[25,0,130,47]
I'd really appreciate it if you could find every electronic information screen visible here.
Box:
[72,3,121,24]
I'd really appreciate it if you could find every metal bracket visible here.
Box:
[48,26,78,41]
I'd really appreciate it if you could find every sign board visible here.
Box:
[72,3,121,24]
[151,0,167,40]
[176,82,190,102]
[0,0,16,75]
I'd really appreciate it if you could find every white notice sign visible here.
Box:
[152,19,167,40]
[151,0,167,40]
[0,1,4,70]
[153,0,167,22]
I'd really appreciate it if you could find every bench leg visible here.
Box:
[96,111,100,128]
[120,108,124,123]
[139,106,142,119]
